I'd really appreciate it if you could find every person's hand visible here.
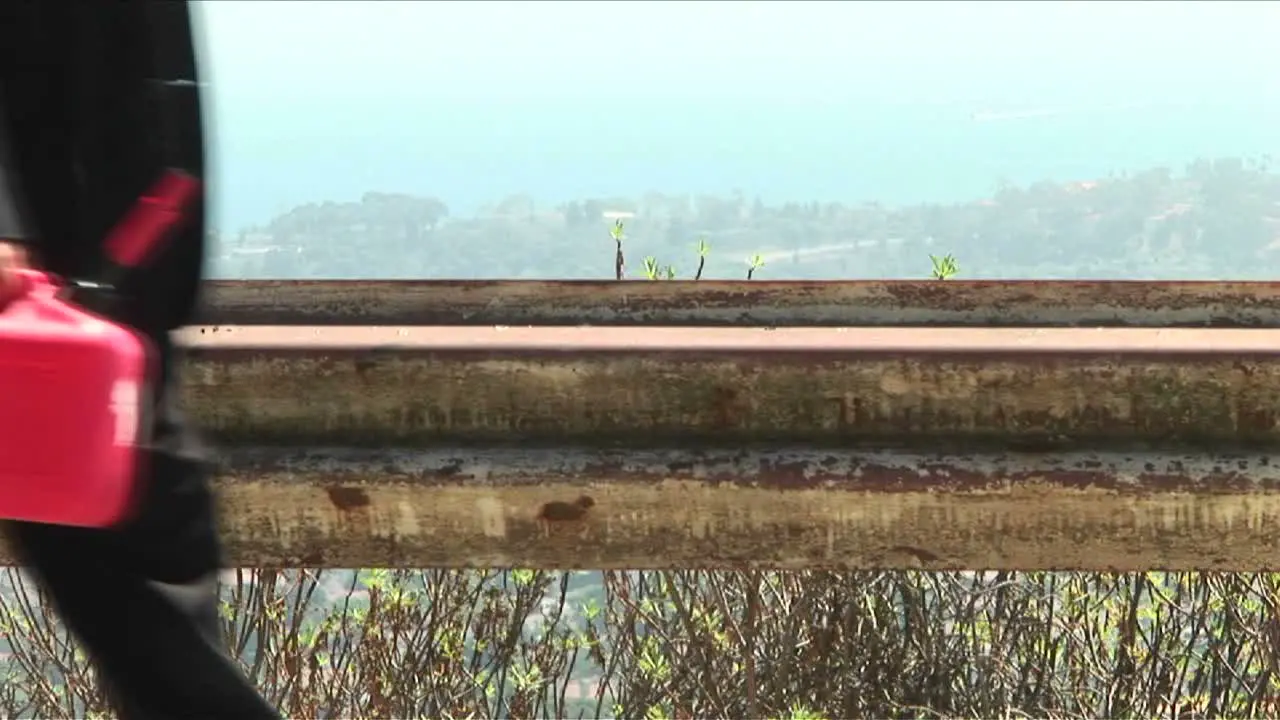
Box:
[0,241,30,306]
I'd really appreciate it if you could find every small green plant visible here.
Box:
[640,238,710,281]
[746,253,765,280]
[642,256,677,281]
[642,256,660,280]
[929,253,959,280]
[610,219,626,280]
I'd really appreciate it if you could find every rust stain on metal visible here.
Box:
[0,446,1260,571]
[198,279,1280,328]
[176,325,1280,449]
[535,495,597,539]
[536,496,596,523]
[326,486,371,511]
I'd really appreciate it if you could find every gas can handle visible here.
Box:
[101,169,201,274]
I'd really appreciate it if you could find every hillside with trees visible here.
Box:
[212,155,1280,281]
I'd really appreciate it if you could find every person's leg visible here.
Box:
[6,407,280,719]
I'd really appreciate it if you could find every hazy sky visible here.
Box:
[192,1,1280,228]
[198,0,1277,106]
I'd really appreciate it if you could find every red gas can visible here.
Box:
[0,269,152,527]
[0,169,198,528]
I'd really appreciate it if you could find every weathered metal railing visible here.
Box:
[201,279,1280,327]
[11,280,1280,571]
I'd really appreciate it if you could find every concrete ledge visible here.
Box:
[3,446,1271,571]
[181,325,1280,449]
[199,279,1280,328]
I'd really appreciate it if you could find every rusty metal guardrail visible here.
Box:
[166,321,1280,571]
[209,446,1280,572]
[9,281,1280,571]
[184,325,1280,449]
[201,279,1280,327]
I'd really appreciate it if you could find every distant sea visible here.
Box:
[208,98,1280,233]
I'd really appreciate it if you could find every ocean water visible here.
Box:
[209,97,1280,232]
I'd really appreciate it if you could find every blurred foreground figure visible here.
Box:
[0,4,279,718]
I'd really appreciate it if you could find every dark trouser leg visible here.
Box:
[5,413,280,719]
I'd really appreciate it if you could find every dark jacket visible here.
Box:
[0,1,206,341]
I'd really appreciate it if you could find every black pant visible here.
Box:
[5,395,280,719]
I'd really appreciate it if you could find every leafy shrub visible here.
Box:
[4,569,1280,719]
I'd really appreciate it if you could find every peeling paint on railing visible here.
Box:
[5,445,1265,572]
